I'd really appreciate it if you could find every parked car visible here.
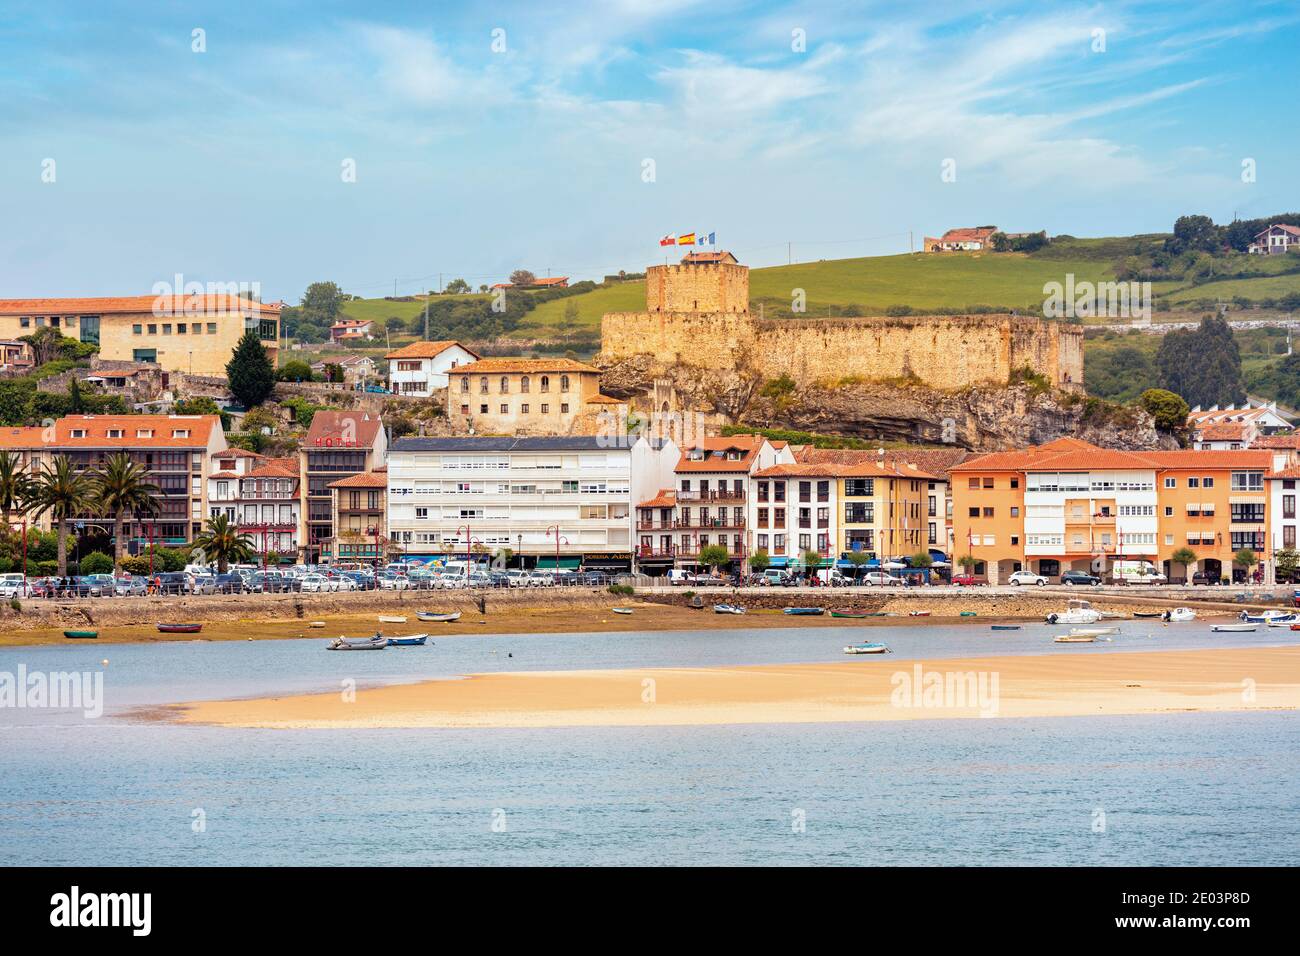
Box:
[527,570,556,587]
[1060,570,1101,587]
[114,575,148,597]
[506,569,532,588]
[666,568,694,586]
[0,573,30,598]
[950,573,979,586]
[298,574,330,593]
[1191,570,1222,586]
[862,571,904,587]
[186,574,218,595]
[1008,570,1049,587]
[250,571,287,593]
[377,572,410,590]
[437,575,467,590]
[467,572,492,588]
[212,573,245,594]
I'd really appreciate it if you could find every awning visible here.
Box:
[767,557,789,568]
[535,556,581,569]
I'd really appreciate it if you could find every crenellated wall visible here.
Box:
[601,310,1084,390]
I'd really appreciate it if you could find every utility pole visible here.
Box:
[394,278,397,297]
[788,242,792,265]
[909,230,914,255]
[424,289,429,340]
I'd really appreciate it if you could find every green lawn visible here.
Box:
[340,293,491,325]
[509,282,645,339]
[1163,273,1300,304]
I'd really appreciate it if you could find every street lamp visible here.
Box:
[546,524,569,577]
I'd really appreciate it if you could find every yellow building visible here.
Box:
[0,294,279,377]
[448,358,608,435]
[839,462,936,562]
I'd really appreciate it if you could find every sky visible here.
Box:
[1,0,1296,303]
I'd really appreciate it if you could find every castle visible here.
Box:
[599,251,1084,391]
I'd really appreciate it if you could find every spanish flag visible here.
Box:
[677,232,696,245]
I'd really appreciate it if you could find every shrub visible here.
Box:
[9,597,19,612]
[78,552,114,575]
[607,583,635,597]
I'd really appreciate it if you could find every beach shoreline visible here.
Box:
[165,645,1300,730]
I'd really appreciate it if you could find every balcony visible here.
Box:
[676,489,747,503]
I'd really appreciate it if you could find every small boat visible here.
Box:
[378,615,408,624]
[157,623,202,634]
[611,607,634,615]
[1161,607,1197,623]
[1212,623,1257,632]
[1046,600,1102,625]
[908,610,932,617]
[1070,626,1119,637]
[308,621,327,628]
[327,636,388,651]
[1132,611,1163,619]
[783,607,825,616]
[990,624,1021,631]
[386,634,429,647]
[829,609,870,619]
[63,629,98,640]
[1054,634,1096,643]
[714,603,746,614]
[1291,623,1300,632]
[416,611,461,623]
[1240,609,1291,624]
[843,642,891,654]
[959,611,977,617]
[1267,616,1298,628]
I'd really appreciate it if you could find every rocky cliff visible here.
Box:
[595,354,1174,452]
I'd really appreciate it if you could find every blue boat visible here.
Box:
[1239,611,1295,625]
[843,642,891,655]
[386,633,430,647]
[990,624,1021,631]
[783,607,825,616]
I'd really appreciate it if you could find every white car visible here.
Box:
[862,571,904,586]
[0,573,29,598]
[333,576,358,592]
[436,575,466,590]
[1008,571,1049,586]
[298,574,329,593]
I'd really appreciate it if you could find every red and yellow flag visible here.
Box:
[677,232,696,245]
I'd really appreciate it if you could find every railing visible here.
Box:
[638,519,745,530]
[676,490,747,502]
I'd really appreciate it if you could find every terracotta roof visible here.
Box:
[585,394,624,405]
[452,358,600,375]
[385,340,477,361]
[638,489,677,509]
[328,471,388,489]
[211,448,265,460]
[1144,450,1273,468]
[953,439,1273,473]
[246,460,298,479]
[676,434,767,473]
[752,462,842,478]
[681,251,738,264]
[529,277,568,286]
[0,426,46,449]
[330,319,371,329]
[1269,466,1300,479]
[1194,422,1248,441]
[940,227,997,242]
[209,471,240,480]
[0,295,276,315]
[796,447,969,479]
[1253,434,1300,450]
[50,415,219,448]
[305,411,384,448]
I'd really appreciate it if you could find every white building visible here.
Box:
[386,435,677,572]
[207,449,301,559]
[1247,223,1300,255]
[385,340,479,397]
[1022,466,1159,575]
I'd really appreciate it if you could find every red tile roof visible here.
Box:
[637,489,677,509]
[51,415,219,448]
[328,471,388,489]
[453,357,600,375]
[1252,434,1300,449]
[1194,422,1248,441]
[0,427,46,449]
[752,462,843,478]
[953,440,1273,473]
[0,295,276,315]
[676,435,767,473]
[681,251,738,264]
[305,411,384,448]
[940,227,997,243]
[385,340,477,361]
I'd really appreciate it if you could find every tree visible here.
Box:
[29,455,95,577]
[1169,215,1221,255]
[1275,547,1299,582]
[444,278,470,294]
[509,269,536,287]
[276,359,315,382]
[801,548,823,574]
[1138,388,1191,435]
[192,514,255,574]
[79,551,114,575]
[385,316,406,334]
[1156,316,1245,408]
[0,451,33,528]
[1170,546,1198,583]
[299,281,347,324]
[958,554,978,573]
[241,406,278,435]
[698,543,729,572]
[68,376,85,414]
[910,551,933,568]
[845,550,871,580]
[95,451,160,572]
[749,549,770,574]
[226,331,276,408]
[1234,548,1258,581]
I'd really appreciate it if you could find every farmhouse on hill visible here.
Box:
[1247,223,1300,255]
[924,226,998,252]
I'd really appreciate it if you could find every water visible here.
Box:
[1,621,1296,865]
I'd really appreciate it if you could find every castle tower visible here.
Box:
[646,251,749,314]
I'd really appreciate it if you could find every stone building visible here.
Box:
[600,252,1084,394]
[446,358,605,435]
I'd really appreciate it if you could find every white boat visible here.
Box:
[843,642,891,654]
[1161,607,1197,623]
[1054,634,1096,643]
[1212,623,1257,632]
[1240,609,1292,624]
[611,607,634,615]
[713,603,746,614]
[378,615,408,624]
[1045,600,1102,625]
[1266,615,1298,627]
[417,611,461,623]
[1070,626,1118,637]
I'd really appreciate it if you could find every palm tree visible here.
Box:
[29,455,95,577]
[0,451,33,527]
[192,514,254,574]
[94,451,160,572]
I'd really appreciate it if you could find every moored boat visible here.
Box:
[327,636,388,651]
[843,642,891,654]
[1132,611,1163,619]
[783,607,825,616]
[307,621,327,628]
[959,611,977,617]
[611,607,634,615]
[63,629,98,639]
[829,608,869,619]
[416,611,461,623]
[714,603,745,614]
[157,623,202,634]
[990,624,1021,631]
[908,610,931,617]
[1212,623,1257,632]
[1161,607,1197,623]
[1240,609,1291,624]
[386,634,429,647]
[378,615,408,624]
[1046,599,1102,625]
[1070,626,1118,637]
[1054,634,1096,643]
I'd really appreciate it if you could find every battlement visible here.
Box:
[646,251,749,314]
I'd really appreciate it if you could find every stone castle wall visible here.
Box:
[647,262,749,313]
[601,310,1085,391]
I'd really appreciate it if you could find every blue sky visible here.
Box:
[1,0,1296,302]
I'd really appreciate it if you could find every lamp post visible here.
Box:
[546,525,568,578]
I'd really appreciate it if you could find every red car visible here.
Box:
[951,573,979,586]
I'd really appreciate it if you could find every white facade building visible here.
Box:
[386,436,676,571]
[385,341,479,397]
[1022,469,1159,571]
[207,449,301,558]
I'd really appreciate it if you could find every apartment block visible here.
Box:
[300,411,388,563]
[208,449,301,559]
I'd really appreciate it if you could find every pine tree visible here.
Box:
[68,376,84,413]
[226,331,276,408]
[1156,315,1245,408]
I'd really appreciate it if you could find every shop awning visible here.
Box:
[535,556,582,569]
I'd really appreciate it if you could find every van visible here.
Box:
[1109,561,1167,585]
[666,569,693,586]
[761,568,790,587]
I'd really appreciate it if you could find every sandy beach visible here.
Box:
[170,645,1300,729]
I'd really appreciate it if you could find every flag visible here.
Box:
[677,232,696,245]
[659,234,676,247]
[696,231,716,247]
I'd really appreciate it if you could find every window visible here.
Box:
[207,322,217,334]
[172,429,189,438]
[106,429,123,438]
[521,404,529,414]
[1010,506,1019,517]
[479,377,489,394]
[177,322,186,334]
[1188,477,1199,488]
[415,507,428,519]
[541,404,549,413]
[982,507,994,517]
[137,429,153,438]
[1287,527,1297,549]
[1286,496,1296,520]
[162,323,172,334]
[1010,535,1019,546]
[500,404,508,414]
[1164,477,1176,488]
[19,317,29,328]
[133,324,143,335]
[560,375,570,392]
[479,404,488,414]
[561,403,569,413]
[1203,477,1214,488]
[968,507,979,518]
[1010,478,1019,489]
[500,376,510,393]
[70,429,86,439]
[968,478,979,490]
[460,405,469,416]
[1164,506,1173,517]
[147,324,158,335]
[1230,503,1265,523]
[982,477,993,489]
[521,376,530,393]
[540,376,550,392]
[460,377,469,393]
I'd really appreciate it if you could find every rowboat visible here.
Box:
[157,623,202,634]
[990,624,1021,631]
[959,611,977,617]
[378,615,408,624]
[611,607,634,615]
[1267,616,1298,628]
[829,609,870,619]
[908,610,931,617]
[416,611,461,623]
[783,607,825,616]
[327,636,388,651]
[843,642,891,654]
[1070,626,1118,637]
[1046,599,1102,625]
[1161,607,1197,623]
[714,603,745,614]
[1132,611,1163,619]
[1054,634,1096,643]
[1212,623,1257,632]
[308,621,326,628]
[386,634,429,647]
[63,630,98,640]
